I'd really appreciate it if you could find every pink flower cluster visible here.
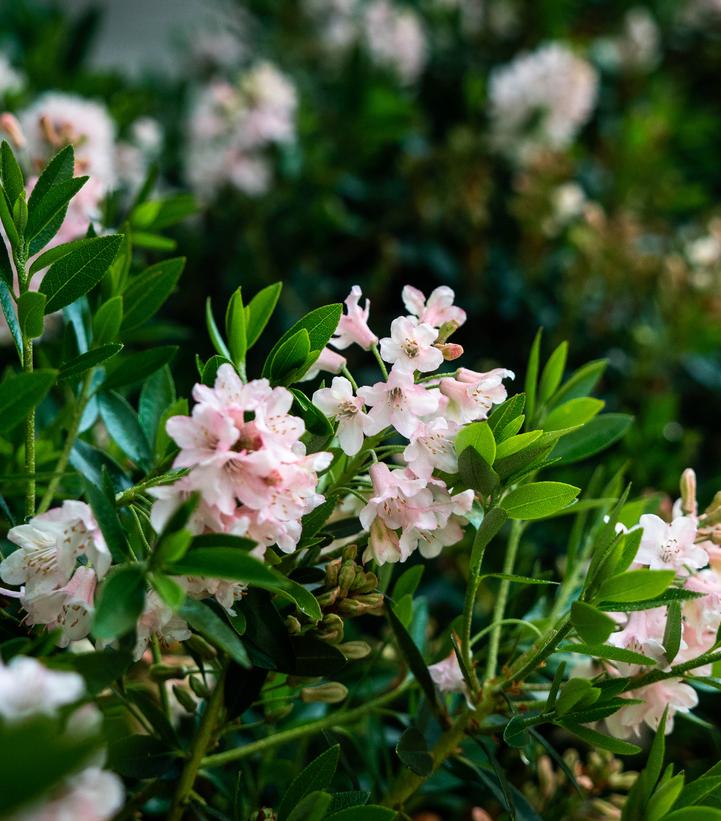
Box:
[312,284,513,565]
[150,364,331,556]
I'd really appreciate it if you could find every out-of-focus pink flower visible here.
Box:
[429,650,467,694]
[331,285,378,351]
[440,367,514,424]
[635,514,708,573]
[362,0,427,84]
[23,566,98,648]
[0,655,85,722]
[683,569,721,649]
[313,376,368,455]
[134,590,191,661]
[403,418,458,480]
[605,678,698,738]
[379,316,443,374]
[359,369,441,438]
[300,346,347,381]
[402,285,467,330]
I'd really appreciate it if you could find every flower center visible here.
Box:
[660,538,680,563]
[401,339,419,359]
[388,387,404,407]
[337,400,358,419]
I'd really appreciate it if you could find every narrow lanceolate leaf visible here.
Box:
[40,235,123,313]
[458,447,498,496]
[98,391,152,468]
[102,346,178,391]
[543,397,604,432]
[396,727,433,776]
[59,344,123,382]
[549,359,607,409]
[93,564,146,640]
[524,328,542,426]
[501,481,580,520]
[570,601,616,645]
[263,303,342,378]
[1,141,24,205]
[455,421,496,465]
[539,340,568,404]
[0,370,56,433]
[270,329,311,382]
[29,237,90,275]
[663,600,683,664]
[488,393,526,435]
[25,176,88,242]
[179,598,250,668]
[27,144,74,213]
[277,745,340,821]
[246,282,282,348]
[597,569,676,604]
[92,296,123,345]
[558,722,642,756]
[552,414,633,465]
[17,291,46,339]
[83,475,131,563]
[559,643,659,666]
[121,258,185,331]
[225,287,247,365]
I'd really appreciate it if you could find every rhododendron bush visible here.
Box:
[2,138,721,821]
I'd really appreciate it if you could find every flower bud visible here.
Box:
[285,615,302,634]
[325,558,341,587]
[705,491,721,521]
[316,614,344,643]
[316,587,340,608]
[338,640,372,659]
[341,544,358,562]
[437,319,461,343]
[249,809,277,821]
[189,675,211,699]
[149,663,187,682]
[301,682,349,704]
[338,561,357,597]
[172,685,197,714]
[185,634,218,660]
[0,113,26,149]
[287,675,320,688]
[337,593,383,615]
[680,468,697,516]
[350,571,377,594]
[435,342,464,361]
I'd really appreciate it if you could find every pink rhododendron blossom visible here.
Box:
[134,590,192,661]
[635,513,708,573]
[379,316,443,374]
[0,655,85,721]
[312,376,368,455]
[7,766,125,821]
[607,608,669,674]
[402,285,467,330]
[331,285,378,351]
[429,650,467,694]
[605,679,698,738]
[682,569,721,649]
[403,418,459,480]
[359,369,441,437]
[440,367,514,424]
[184,577,247,612]
[301,346,347,381]
[405,480,473,559]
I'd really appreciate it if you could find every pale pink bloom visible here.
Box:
[607,608,668,675]
[403,418,459,479]
[1,501,110,598]
[331,285,378,351]
[148,480,228,536]
[380,316,443,374]
[402,285,467,330]
[429,650,467,694]
[23,566,98,648]
[682,569,721,649]
[166,403,239,467]
[362,0,427,84]
[9,766,124,821]
[184,576,247,612]
[635,514,708,573]
[359,369,441,438]
[313,376,368,455]
[440,367,514,425]
[364,518,404,565]
[300,346,347,382]
[0,656,85,721]
[401,479,473,559]
[605,679,698,738]
[134,590,191,660]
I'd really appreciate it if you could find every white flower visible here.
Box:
[313,376,368,455]
[362,0,427,84]
[379,316,443,374]
[358,369,441,438]
[9,766,124,821]
[635,514,708,573]
[134,590,192,661]
[300,346,347,382]
[403,418,458,480]
[0,656,85,722]
[605,679,698,738]
[401,285,467,330]
[488,43,598,161]
[0,55,24,99]
[429,650,466,694]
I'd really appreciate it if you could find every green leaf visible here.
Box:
[107,734,174,778]
[549,359,607,409]
[83,475,131,563]
[501,481,580,520]
[597,570,676,604]
[570,601,616,644]
[326,808,396,821]
[98,391,152,468]
[455,421,495,464]
[0,189,19,250]
[26,176,88,242]
[1,141,24,206]
[664,600,683,664]
[393,565,424,602]
[663,808,721,821]
[555,678,600,717]
[102,346,178,391]
[130,193,196,231]
[26,144,73,214]
[263,303,342,378]
[93,564,146,640]
[290,634,346,676]
[539,341,568,403]
[0,369,56,433]
[270,328,311,383]
[47,648,133,694]
[121,258,184,331]
[596,587,703,611]
[286,791,332,821]
[225,287,247,365]
[458,447,498,495]
[17,290,46,339]
[246,282,282,348]
[29,237,91,275]
[179,598,250,668]
[552,414,633,465]
[675,776,721,810]
[470,508,509,575]
[488,393,526,435]
[385,601,441,715]
[59,344,123,382]
[494,430,543,460]
[139,366,175,449]
[278,745,340,821]
[396,727,433,776]
[92,296,123,344]
[504,714,532,748]
[559,643,658,666]
[40,235,123,313]
[150,573,186,609]
[0,234,13,287]
[559,722,642,756]
[524,329,542,425]
[0,280,22,362]
[205,297,231,359]
[544,398,604,432]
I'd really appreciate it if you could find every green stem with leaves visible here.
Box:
[23,334,35,518]
[484,520,524,685]
[168,665,227,821]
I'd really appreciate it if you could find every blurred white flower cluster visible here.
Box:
[488,42,599,163]
[185,62,297,199]
[0,54,24,101]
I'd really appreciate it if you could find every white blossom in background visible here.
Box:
[542,182,587,236]
[0,656,85,722]
[185,62,297,200]
[0,54,24,100]
[362,0,428,84]
[488,43,598,162]
[115,117,163,191]
[306,0,359,52]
